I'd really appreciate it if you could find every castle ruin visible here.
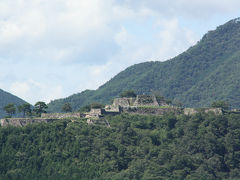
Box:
[0,95,226,128]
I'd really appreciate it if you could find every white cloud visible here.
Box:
[112,18,199,64]
[0,0,114,63]
[10,80,64,104]
[117,0,240,19]
[10,82,30,99]
[153,18,199,60]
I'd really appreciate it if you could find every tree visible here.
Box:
[34,101,48,116]
[211,100,229,110]
[173,100,184,108]
[3,103,16,117]
[62,103,72,113]
[18,103,32,117]
[91,103,105,109]
[79,105,91,113]
[120,90,137,98]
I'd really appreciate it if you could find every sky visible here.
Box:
[0,0,240,104]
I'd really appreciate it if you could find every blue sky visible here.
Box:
[0,0,240,104]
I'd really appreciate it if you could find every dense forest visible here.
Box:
[1,112,240,179]
[48,18,240,112]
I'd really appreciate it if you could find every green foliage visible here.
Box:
[48,18,240,112]
[211,100,229,110]
[1,113,240,179]
[18,103,32,117]
[3,104,16,117]
[33,101,48,116]
[0,89,29,118]
[79,105,91,113]
[90,103,105,109]
[119,90,137,98]
[61,103,72,113]
[155,95,165,102]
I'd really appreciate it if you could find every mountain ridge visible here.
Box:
[0,89,29,118]
[48,17,240,112]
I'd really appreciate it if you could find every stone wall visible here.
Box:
[183,108,198,115]
[0,118,59,127]
[105,105,120,112]
[122,106,181,116]
[111,95,172,109]
[112,97,136,108]
[41,112,81,119]
[133,95,159,107]
[204,108,223,115]
[86,108,104,118]
[184,108,223,115]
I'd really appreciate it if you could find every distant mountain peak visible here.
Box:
[48,17,240,112]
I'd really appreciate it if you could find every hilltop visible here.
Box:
[48,17,240,112]
[1,95,240,179]
[1,94,227,128]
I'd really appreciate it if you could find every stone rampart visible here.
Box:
[184,108,223,115]
[183,108,198,115]
[133,95,159,107]
[86,108,104,118]
[204,108,223,115]
[41,113,81,119]
[112,97,136,108]
[0,118,59,127]
[122,106,181,116]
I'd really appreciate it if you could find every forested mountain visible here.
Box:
[0,89,29,118]
[1,112,240,179]
[48,18,240,112]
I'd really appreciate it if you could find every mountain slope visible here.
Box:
[48,18,240,112]
[0,89,29,118]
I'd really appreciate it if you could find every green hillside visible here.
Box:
[48,18,240,112]
[1,112,240,179]
[0,89,29,118]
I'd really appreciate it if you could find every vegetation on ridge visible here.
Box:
[0,89,29,118]
[120,90,137,98]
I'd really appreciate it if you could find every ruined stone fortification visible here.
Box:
[102,95,179,116]
[41,112,81,119]
[85,108,104,119]
[184,108,223,115]
[183,108,198,115]
[107,95,170,112]
[106,96,224,117]
[133,95,159,107]
[122,106,181,116]
[112,97,136,109]
[0,118,59,127]
[205,108,223,115]
[0,94,228,128]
